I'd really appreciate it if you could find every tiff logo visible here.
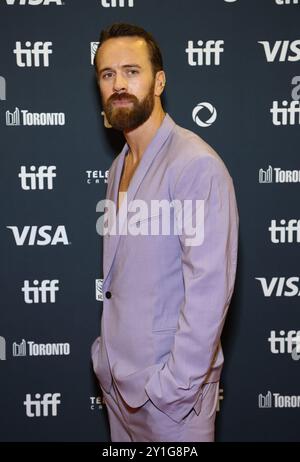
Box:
[13,339,26,356]
[24,393,61,417]
[275,0,299,4]
[22,280,59,303]
[0,336,6,360]
[19,166,56,190]
[269,219,300,243]
[259,391,272,408]
[6,225,69,246]
[100,0,134,6]
[258,40,300,62]
[14,41,53,67]
[185,40,224,66]
[0,76,6,101]
[271,100,300,125]
[268,330,300,354]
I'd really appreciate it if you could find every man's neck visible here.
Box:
[123,107,166,163]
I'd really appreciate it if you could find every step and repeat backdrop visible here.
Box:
[0,0,299,442]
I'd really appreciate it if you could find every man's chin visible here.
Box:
[110,122,140,132]
[105,106,153,132]
[107,108,131,130]
[108,114,143,132]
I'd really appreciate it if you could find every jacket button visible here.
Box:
[105,291,112,299]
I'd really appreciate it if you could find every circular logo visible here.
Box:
[192,102,217,127]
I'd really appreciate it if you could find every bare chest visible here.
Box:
[117,158,139,210]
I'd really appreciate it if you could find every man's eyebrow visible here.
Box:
[122,64,142,69]
[99,64,142,74]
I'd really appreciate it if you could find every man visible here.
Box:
[91,23,239,442]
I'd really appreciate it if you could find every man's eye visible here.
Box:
[103,73,113,79]
[127,69,139,75]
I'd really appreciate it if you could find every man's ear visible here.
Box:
[154,70,166,96]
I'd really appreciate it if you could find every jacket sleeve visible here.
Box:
[145,154,239,423]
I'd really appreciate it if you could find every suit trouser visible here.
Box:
[101,380,219,442]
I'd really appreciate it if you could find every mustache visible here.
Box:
[108,93,137,103]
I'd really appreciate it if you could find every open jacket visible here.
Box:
[91,113,239,423]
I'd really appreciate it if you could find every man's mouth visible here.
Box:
[112,99,133,106]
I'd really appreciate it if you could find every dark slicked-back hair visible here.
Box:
[94,22,164,76]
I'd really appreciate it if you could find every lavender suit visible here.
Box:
[91,113,239,441]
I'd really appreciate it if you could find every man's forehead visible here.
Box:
[98,36,150,65]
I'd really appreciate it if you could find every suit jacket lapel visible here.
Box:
[103,113,175,283]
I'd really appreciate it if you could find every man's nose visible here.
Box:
[113,72,127,92]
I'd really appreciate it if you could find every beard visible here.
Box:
[103,80,155,132]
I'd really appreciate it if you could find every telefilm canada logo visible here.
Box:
[86,169,108,184]
[90,396,104,411]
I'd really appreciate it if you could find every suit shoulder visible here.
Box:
[167,123,231,179]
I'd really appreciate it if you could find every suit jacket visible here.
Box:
[91,113,239,423]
